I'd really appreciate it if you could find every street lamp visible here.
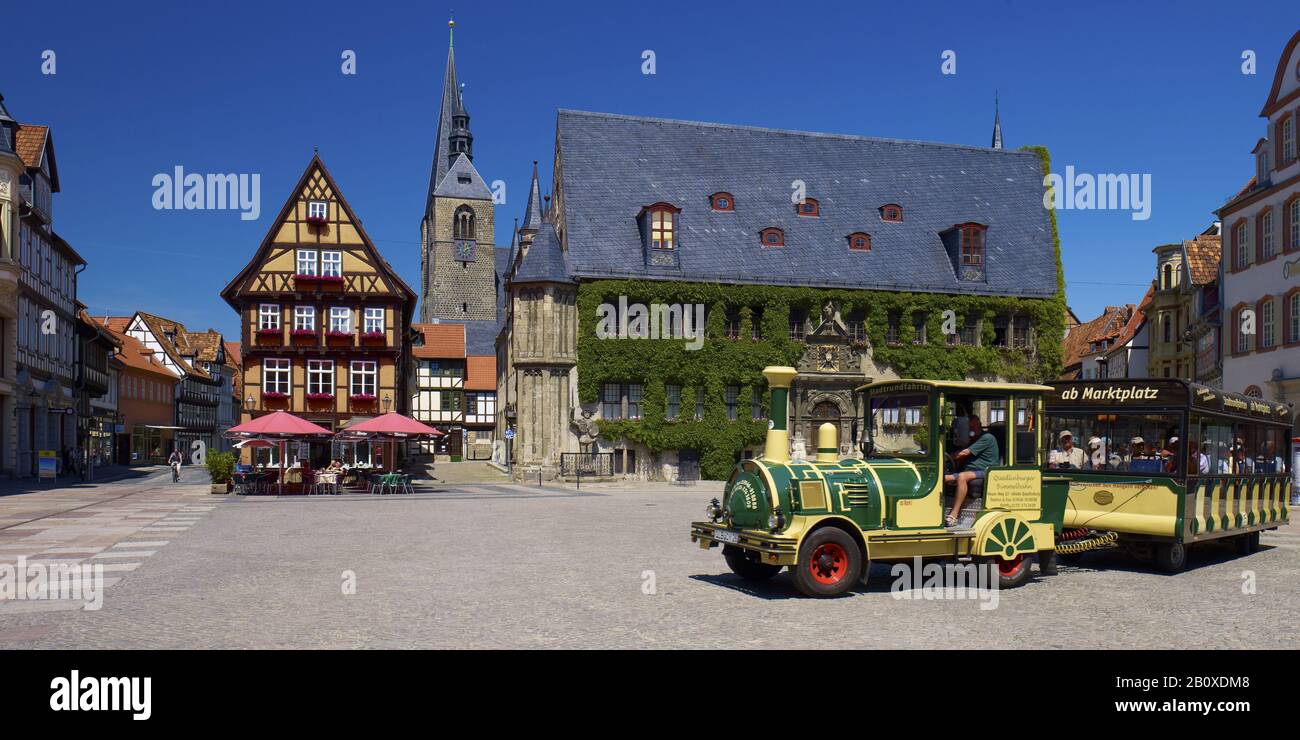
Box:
[382,394,391,413]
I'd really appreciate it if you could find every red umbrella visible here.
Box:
[226,412,333,494]
[227,411,333,437]
[335,412,443,476]
[340,412,444,437]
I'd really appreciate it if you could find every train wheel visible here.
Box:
[723,545,782,581]
[793,527,862,598]
[983,553,1033,589]
[1154,542,1187,573]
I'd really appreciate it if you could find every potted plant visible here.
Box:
[206,451,235,494]
[305,392,335,402]
[262,390,288,400]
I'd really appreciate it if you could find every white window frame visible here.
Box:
[329,307,351,333]
[350,361,377,397]
[1284,117,1296,163]
[1262,209,1275,260]
[307,359,334,395]
[1262,299,1276,349]
[364,307,384,334]
[263,358,291,395]
[307,200,328,220]
[294,305,316,331]
[258,303,280,330]
[296,249,318,276]
[321,250,342,278]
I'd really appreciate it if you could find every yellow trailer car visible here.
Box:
[1043,379,1292,571]
[691,367,1069,597]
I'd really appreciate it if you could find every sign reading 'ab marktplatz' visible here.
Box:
[1048,379,1292,424]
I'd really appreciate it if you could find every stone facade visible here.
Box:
[421,195,497,323]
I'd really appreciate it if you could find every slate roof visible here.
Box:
[427,46,463,199]
[105,329,179,381]
[433,153,492,199]
[521,161,543,231]
[512,222,573,284]
[554,110,1057,297]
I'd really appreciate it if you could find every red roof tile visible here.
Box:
[465,356,496,391]
[411,323,465,359]
[13,125,48,169]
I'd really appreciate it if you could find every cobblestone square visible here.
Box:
[0,472,1295,649]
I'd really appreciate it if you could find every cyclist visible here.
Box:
[167,448,183,482]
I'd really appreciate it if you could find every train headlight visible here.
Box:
[768,510,785,531]
[705,498,722,521]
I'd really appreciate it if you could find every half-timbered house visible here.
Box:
[221,154,416,467]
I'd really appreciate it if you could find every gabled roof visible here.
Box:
[512,222,573,284]
[220,154,417,320]
[131,311,211,379]
[224,341,242,369]
[465,356,495,390]
[554,109,1057,297]
[104,329,179,382]
[1060,290,1151,375]
[183,330,224,363]
[411,323,465,359]
[432,153,492,199]
[77,309,122,347]
[1259,29,1300,117]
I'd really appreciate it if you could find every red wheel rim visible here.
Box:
[997,554,1026,578]
[809,542,849,585]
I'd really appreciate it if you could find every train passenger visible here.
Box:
[943,415,999,528]
[1160,436,1180,474]
[1086,435,1108,469]
[1049,430,1087,469]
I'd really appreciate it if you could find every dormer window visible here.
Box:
[959,223,986,265]
[880,204,903,222]
[759,227,785,247]
[638,203,680,250]
[795,198,819,217]
[306,200,328,223]
[847,232,872,251]
[709,192,734,212]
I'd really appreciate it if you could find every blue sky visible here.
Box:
[3,0,1296,339]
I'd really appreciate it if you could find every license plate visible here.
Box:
[714,530,740,544]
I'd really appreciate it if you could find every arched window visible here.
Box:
[1162,263,1173,289]
[759,227,784,247]
[709,192,735,212]
[454,206,476,240]
[880,204,903,222]
[1244,385,1263,399]
[958,223,986,266]
[847,232,871,251]
[795,198,819,217]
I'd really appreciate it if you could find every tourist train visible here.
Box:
[690,367,1292,597]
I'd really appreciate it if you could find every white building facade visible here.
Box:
[1219,30,1300,431]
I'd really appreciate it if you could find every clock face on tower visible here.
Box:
[454,239,476,262]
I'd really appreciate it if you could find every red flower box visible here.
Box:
[305,392,335,401]
[262,391,287,400]
[290,329,316,337]
[317,274,344,283]
[305,214,327,225]
[361,331,385,340]
[256,327,281,336]
[326,331,352,339]
[349,393,376,403]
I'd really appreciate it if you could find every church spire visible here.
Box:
[991,92,1003,150]
[521,161,542,233]
[428,18,473,197]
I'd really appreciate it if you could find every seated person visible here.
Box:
[1049,430,1087,469]
[1086,436,1108,470]
[1160,436,1180,474]
[943,415,999,528]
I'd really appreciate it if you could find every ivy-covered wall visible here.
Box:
[575,145,1067,480]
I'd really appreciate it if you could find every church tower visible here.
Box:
[420,19,497,325]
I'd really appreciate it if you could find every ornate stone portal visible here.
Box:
[792,300,867,457]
